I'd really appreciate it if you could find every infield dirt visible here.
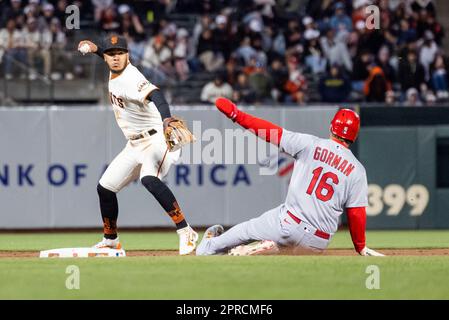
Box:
[1,248,449,258]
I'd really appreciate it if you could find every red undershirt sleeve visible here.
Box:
[346,207,366,253]
[234,111,283,146]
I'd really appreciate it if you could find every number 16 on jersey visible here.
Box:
[306,167,339,202]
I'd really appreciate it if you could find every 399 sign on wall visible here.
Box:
[367,184,429,217]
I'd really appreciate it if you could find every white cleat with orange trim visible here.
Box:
[93,237,122,250]
[177,225,199,255]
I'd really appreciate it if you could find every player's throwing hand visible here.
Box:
[77,40,98,55]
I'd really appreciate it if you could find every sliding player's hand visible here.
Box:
[215,97,239,121]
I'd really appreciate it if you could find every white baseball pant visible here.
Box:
[99,130,180,193]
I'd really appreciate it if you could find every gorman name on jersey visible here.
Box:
[313,146,355,177]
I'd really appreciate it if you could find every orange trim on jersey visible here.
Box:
[110,72,121,80]
[157,147,169,178]
[143,87,159,103]
[109,62,130,80]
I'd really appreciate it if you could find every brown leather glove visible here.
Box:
[163,116,195,152]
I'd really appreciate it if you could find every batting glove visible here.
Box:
[360,246,385,256]
[215,97,239,121]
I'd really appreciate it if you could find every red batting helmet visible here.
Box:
[330,109,360,142]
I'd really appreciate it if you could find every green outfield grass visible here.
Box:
[1,230,449,251]
[0,230,448,299]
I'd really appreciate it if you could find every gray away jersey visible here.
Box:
[280,130,368,234]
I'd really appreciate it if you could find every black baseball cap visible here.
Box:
[102,34,128,54]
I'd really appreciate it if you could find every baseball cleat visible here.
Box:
[177,225,199,255]
[203,225,224,240]
[228,240,279,256]
[92,237,122,249]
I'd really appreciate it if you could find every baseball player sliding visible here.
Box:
[197,97,384,256]
[77,35,198,255]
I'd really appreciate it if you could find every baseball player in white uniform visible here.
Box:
[77,35,198,255]
[196,98,384,256]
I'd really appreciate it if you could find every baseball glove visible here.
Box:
[163,116,195,152]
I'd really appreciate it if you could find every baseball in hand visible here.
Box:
[78,43,91,55]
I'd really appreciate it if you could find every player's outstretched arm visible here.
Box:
[78,40,103,58]
[347,207,385,256]
[147,90,171,120]
[146,90,195,152]
[215,97,283,146]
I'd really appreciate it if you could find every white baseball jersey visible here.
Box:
[108,63,162,139]
[100,62,180,193]
[280,130,368,234]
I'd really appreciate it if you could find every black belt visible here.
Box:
[129,129,157,141]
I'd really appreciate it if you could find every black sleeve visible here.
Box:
[147,89,171,120]
[95,45,104,58]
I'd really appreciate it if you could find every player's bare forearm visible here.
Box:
[215,97,283,145]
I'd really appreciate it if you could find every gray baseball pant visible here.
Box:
[196,204,332,255]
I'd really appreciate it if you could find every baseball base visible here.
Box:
[39,247,126,258]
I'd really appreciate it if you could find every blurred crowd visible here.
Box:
[0,0,447,106]
[0,0,76,80]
